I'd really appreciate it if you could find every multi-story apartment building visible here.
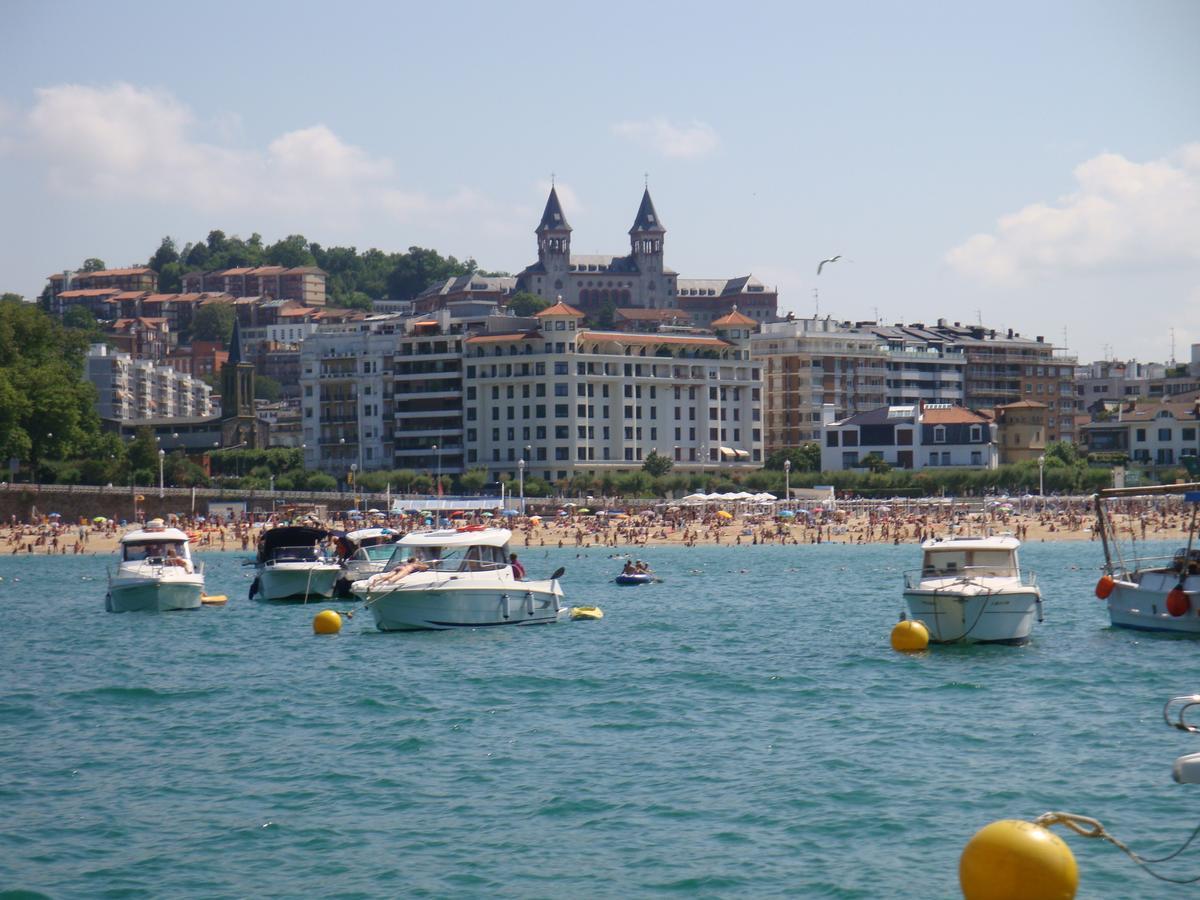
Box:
[182,266,327,305]
[87,344,214,422]
[299,320,400,476]
[463,302,762,484]
[48,267,158,305]
[752,317,888,449]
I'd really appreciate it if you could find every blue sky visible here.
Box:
[2,0,1197,363]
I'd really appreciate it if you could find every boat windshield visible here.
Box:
[922,549,1017,578]
[268,545,325,563]
[124,540,186,562]
[384,543,509,573]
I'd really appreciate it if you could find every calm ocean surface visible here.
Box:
[2,540,1199,898]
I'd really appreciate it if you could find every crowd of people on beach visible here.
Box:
[4,494,1197,557]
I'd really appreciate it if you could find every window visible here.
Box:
[971,450,982,465]
[1135,428,1147,442]
[929,452,938,466]
[555,447,569,460]
[970,425,982,442]
[1159,428,1173,442]
[941,452,951,465]
[555,383,568,396]
[555,404,568,418]
[933,425,946,443]
[536,426,546,440]
[554,361,568,375]
[826,431,839,447]
[843,431,858,447]
[535,404,546,418]
[555,425,569,439]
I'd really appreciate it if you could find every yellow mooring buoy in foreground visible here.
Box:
[570,606,604,621]
[312,609,342,635]
[890,618,929,652]
[960,819,1078,900]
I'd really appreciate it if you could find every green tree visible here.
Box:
[765,444,822,472]
[508,291,550,317]
[149,236,180,272]
[859,453,892,474]
[458,467,488,494]
[386,246,476,300]
[127,427,160,480]
[81,258,106,272]
[642,450,673,477]
[594,300,617,329]
[265,234,318,268]
[304,472,337,491]
[192,302,236,345]
[254,375,282,402]
[522,476,553,497]
[62,305,101,335]
[1,292,23,303]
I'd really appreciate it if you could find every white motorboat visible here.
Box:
[351,527,565,631]
[902,534,1042,644]
[107,524,205,613]
[250,525,341,602]
[1094,483,1200,634]
[335,527,401,595]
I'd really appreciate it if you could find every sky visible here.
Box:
[1,0,1197,364]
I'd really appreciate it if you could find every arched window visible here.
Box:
[554,280,563,290]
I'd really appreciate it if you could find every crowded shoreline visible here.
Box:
[6,497,1195,557]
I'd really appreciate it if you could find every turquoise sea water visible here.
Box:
[2,540,1199,898]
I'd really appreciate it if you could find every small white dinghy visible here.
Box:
[107,523,205,613]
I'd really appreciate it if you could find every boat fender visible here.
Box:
[1167,586,1190,618]
[249,577,260,600]
[1094,575,1115,600]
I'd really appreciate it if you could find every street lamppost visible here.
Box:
[518,457,526,515]
[158,448,165,498]
[1037,455,1045,502]
[784,458,791,507]
[432,444,440,496]
[350,463,358,507]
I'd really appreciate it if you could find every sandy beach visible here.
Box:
[6,505,1194,558]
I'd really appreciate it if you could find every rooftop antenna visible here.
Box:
[550,171,555,186]
[813,288,820,318]
[1171,327,1176,365]
[873,306,880,323]
[644,171,649,188]
[976,309,983,327]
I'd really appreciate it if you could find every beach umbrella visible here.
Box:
[49,512,61,518]
[480,511,493,518]
[682,493,707,502]
[501,509,519,517]
[577,508,591,514]
[529,515,542,522]
[716,510,733,519]
[93,516,107,523]
[778,510,796,518]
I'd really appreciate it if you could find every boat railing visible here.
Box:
[118,557,203,576]
[1111,553,1179,576]
[265,546,334,565]
[904,567,1037,590]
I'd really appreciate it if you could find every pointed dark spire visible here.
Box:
[629,188,664,235]
[228,318,242,365]
[536,186,572,233]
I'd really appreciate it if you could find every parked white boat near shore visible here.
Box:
[351,528,564,631]
[1095,483,1200,634]
[335,527,400,595]
[107,524,204,613]
[250,525,341,602]
[902,534,1042,644]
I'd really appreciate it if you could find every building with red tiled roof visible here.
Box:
[821,402,998,471]
[48,268,157,304]
[1081,398,1200,469]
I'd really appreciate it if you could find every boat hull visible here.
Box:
[107,578,204,613]
[615,573,654,586]
[356,583,564,631]
[903,589,1041,644]
[256,564,342,602]
[1107,578,1200,634]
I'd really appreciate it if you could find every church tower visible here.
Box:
[536,185,572,286]
[629,187,665,274]
[220,319,259,448]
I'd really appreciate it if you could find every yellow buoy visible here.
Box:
[570,606,604,621]
[312,609,342,635]
[890,619,929,652]
[200,594,228,606]
[960,819,1078,900]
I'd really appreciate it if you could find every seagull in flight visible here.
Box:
[817,255,841,276]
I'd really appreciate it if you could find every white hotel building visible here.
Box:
[462,302,762,483]
[298,301,764,484]
[86,343,214,422]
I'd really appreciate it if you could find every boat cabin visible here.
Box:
[920,536,1020,579]
[384,528,511,574]
[257,526,331,564]
[119,526,194,568]
[337,527,400,563]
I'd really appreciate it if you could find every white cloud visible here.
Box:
[19,82,475,222]
[611,118,720,159]
[946,145,1200,284]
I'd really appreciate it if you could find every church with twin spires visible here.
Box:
[514,185,778,327]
